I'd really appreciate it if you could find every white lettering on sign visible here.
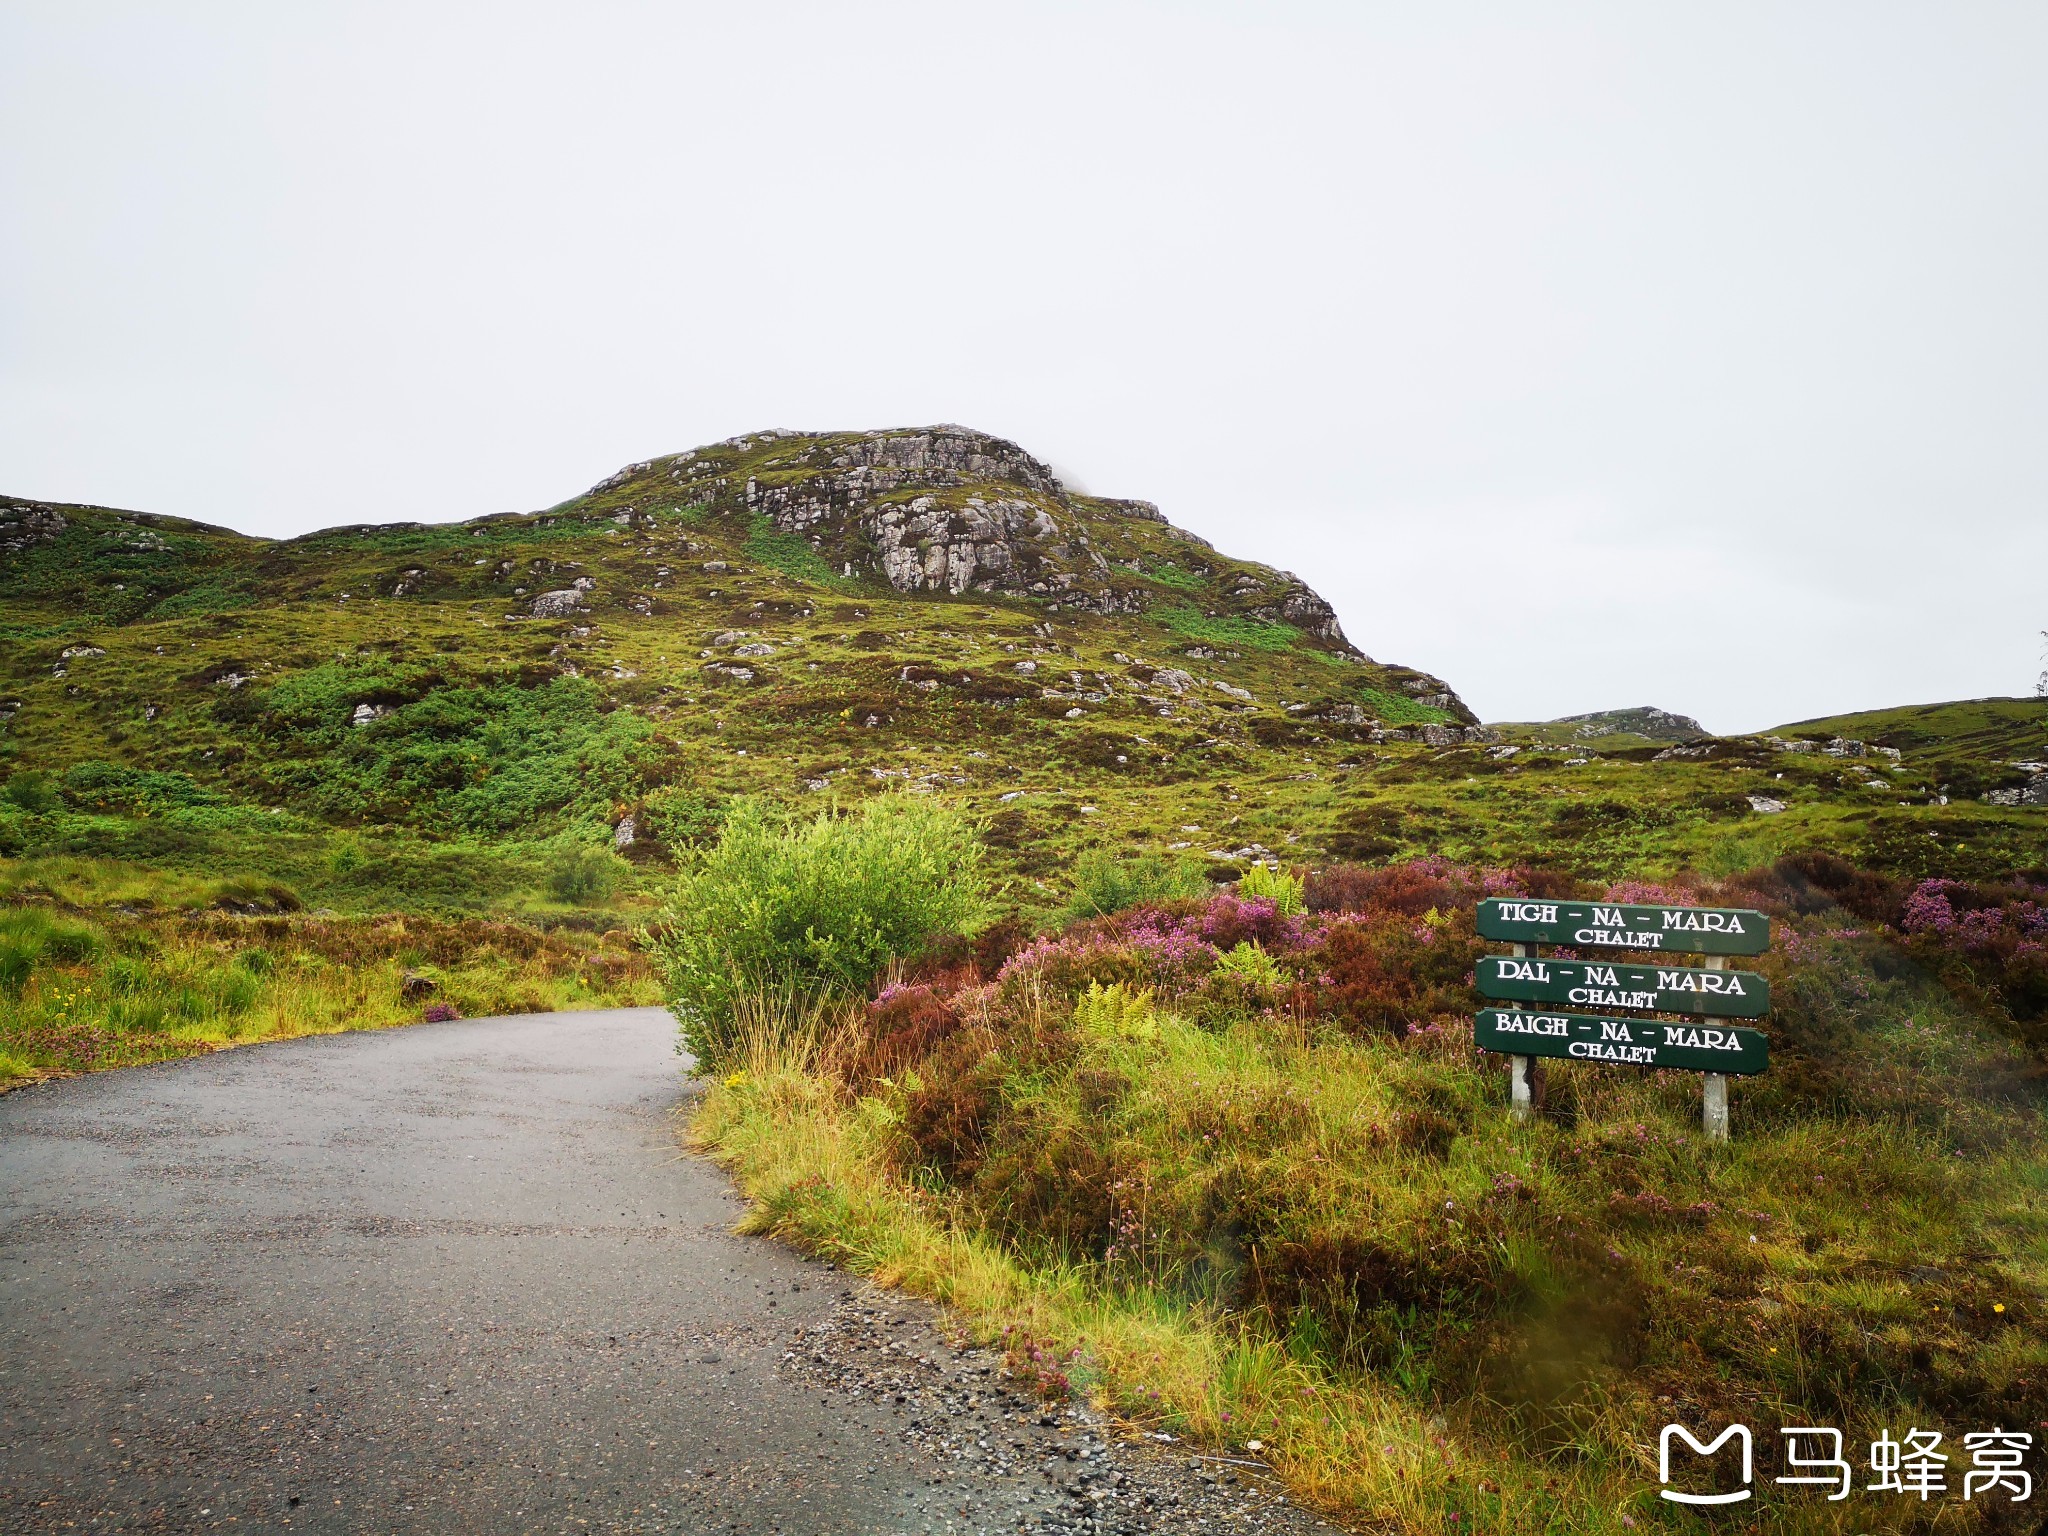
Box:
[1571,987,1660,1009]
[1498,959,1551,983]
[1592,906,1624,927]
[1569,1040,1658,1064]
[1575,929,1664,949]
[1656,969,1748,997]
[1584,965,1619,986]
[1600,1021,1636,1043]
[1495,1011,1568,1038]
[1661,910,1748,934]
[1662,1025,1746,1053]
[1499,902,1558,924]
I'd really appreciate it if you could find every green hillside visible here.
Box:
[1,425,2043,1086]
[1770,696,2048,803]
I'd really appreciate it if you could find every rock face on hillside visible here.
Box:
[625,425,1354,643]
[0,502,67,556]
[1554,706,1705,741]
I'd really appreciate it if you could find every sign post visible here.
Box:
[1702,957,1730,1142]
[1474,897,1771,1139]
[1508,942,1536,1125]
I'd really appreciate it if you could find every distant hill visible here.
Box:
[1486,705,1704,747]
[0,426,1477,898]
[1769,695,2047,804]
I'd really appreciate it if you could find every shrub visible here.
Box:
[1237,863,1303,915]
[1065,850,1206,919]
[643,785,727,848]
[744,513,843,587]
[1157,605,1300,652]
[208,877,303,913]
[1211,940,1283,988]
[61,761,219,813]
[2,771,60,814]
[650,796,982,1064]
[39,920,104,964]
[546,842,627,905]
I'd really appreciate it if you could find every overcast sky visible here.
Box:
[3,2,2044,732]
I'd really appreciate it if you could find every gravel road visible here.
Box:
[0,1006,1338,1535]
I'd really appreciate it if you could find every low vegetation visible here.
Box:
[689,832,2048,1533]
[648,796,981,1064]
[0,860,655,1084]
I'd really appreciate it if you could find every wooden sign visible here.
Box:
[1477,897,1770,956]
[1475,955,1769,1019]
[1476,1008,1770,1076]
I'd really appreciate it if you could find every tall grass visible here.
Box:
[649,796,981,1066]
[0,904,658,1085]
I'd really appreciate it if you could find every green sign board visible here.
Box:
[1475,1008,1769,1075]
[1475,955,1769,1019]
[1476,897,1770,956]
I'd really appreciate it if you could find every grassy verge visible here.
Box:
[0,895,658,1086]
[697,1029,1622,1530]
[689,863,2048,1534]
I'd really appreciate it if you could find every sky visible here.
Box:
[3,2,2044,733]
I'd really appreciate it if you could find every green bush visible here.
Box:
[643,785,727,847]
[651,796,983,1064]
[208,877,303,913]
[38,919,104,964]
[744,513,844,587]
[61,761,221,813]
[2,770,61,814]
[0,909,104,978]
[545,842,628,905]
[1157,605,1300,652]
[1066,850,1207,919]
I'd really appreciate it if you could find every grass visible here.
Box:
[1355,686,1456,727]
[1157,605,1303,652]
[744,512,848,587]
[689,859,2048,1534]
[0,895,657,1086]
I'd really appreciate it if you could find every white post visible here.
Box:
[1702,955,1730,1141]
[1509,942,1535,1124]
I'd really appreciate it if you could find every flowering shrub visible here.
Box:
[1897,877,2048,1030]
[422,1002,461,1023]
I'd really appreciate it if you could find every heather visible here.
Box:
[699,855,2048,1533]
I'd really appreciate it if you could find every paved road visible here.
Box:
[0,1008,1104,1535]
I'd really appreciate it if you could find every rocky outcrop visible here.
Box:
[0,501,67,557]
[870,494,1059,595]
[824,427,1063,497]
[1553,707,1706,741]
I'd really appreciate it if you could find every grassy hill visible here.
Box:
[2,426,2044,1082]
